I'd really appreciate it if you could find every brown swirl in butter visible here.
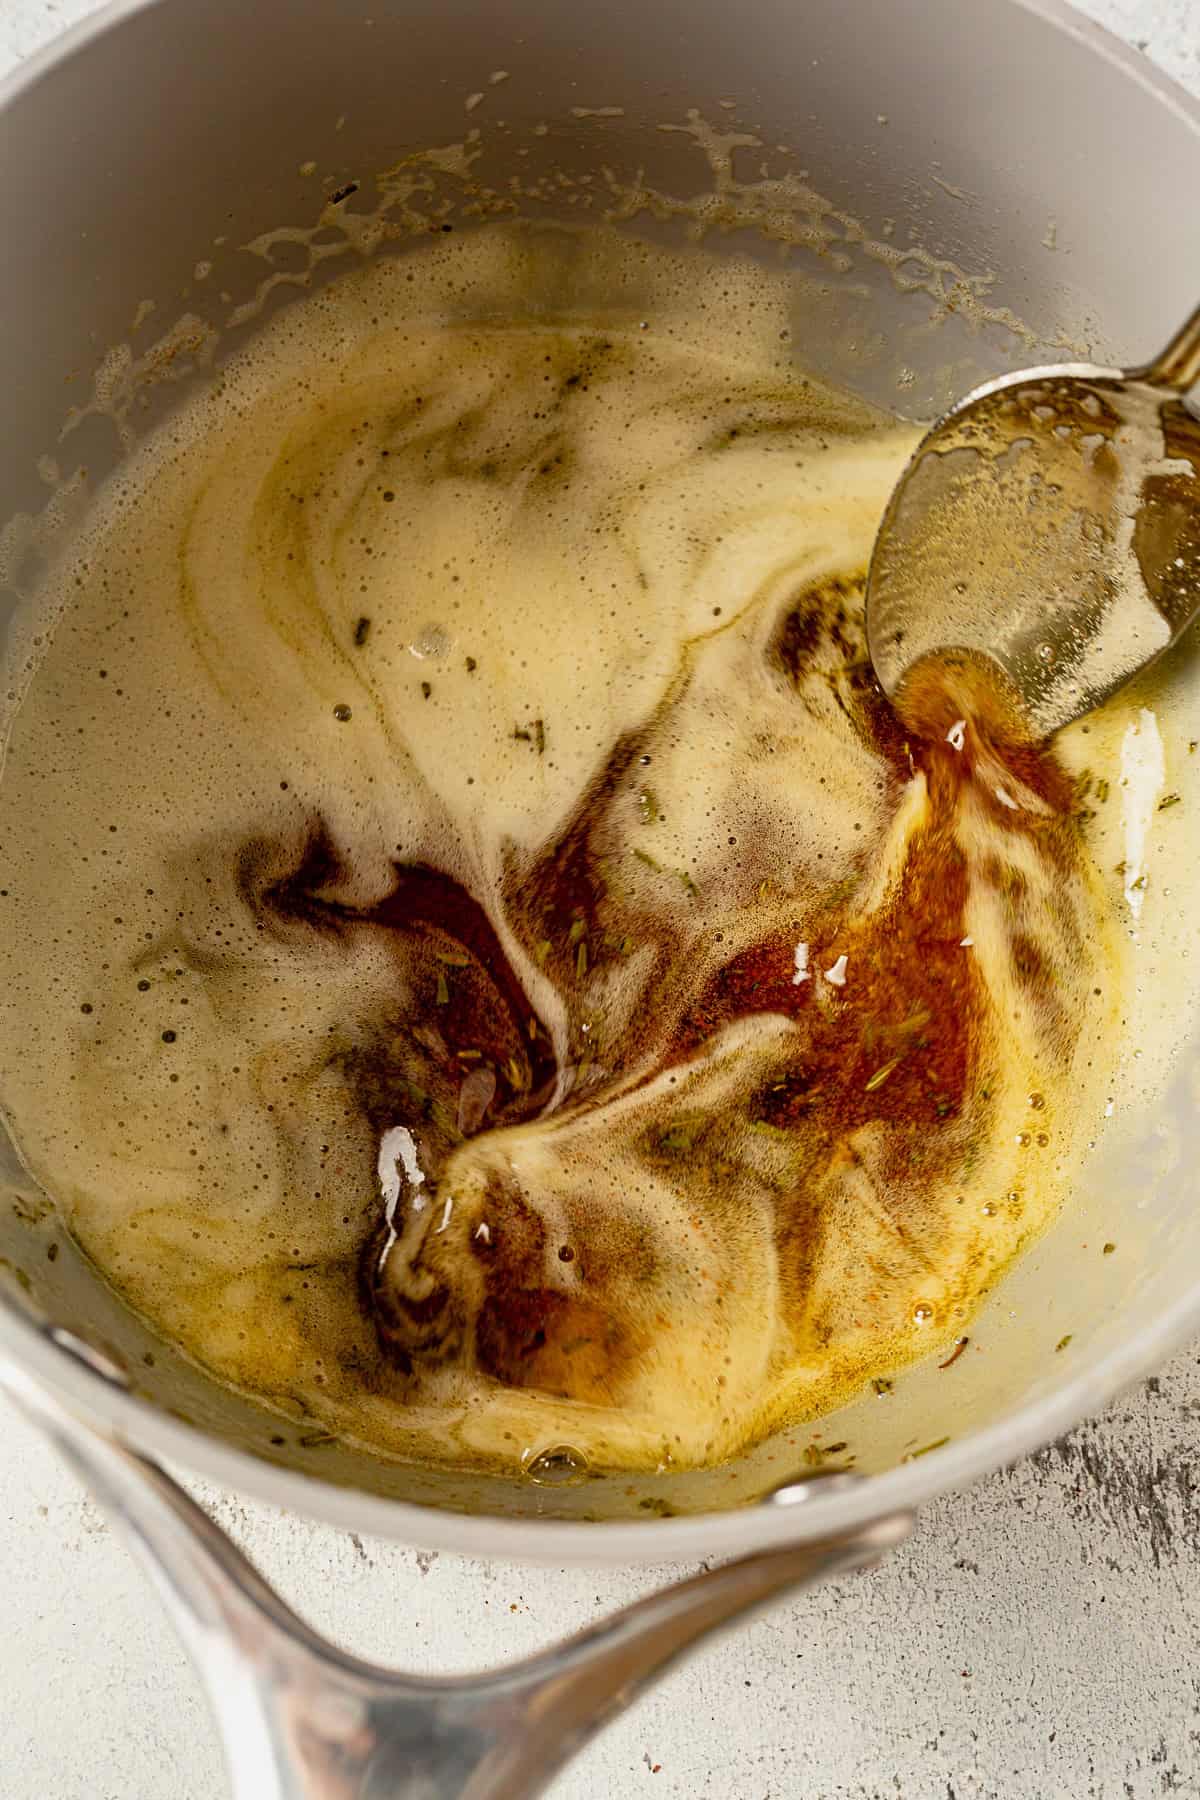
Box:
[320,587,1095,1439]
[0,226,1124,1474]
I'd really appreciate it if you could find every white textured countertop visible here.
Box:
[2,3,1200,1796]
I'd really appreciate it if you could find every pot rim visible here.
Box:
[2,0,1199,1565]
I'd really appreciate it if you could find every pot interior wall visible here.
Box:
[2,0,1200,1522]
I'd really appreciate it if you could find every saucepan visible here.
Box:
[2,1,1199,1794]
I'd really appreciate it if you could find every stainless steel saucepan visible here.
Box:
[2,2,1199,1794]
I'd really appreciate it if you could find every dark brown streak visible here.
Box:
[262,834,559,1102]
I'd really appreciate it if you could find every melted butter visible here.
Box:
[0,225,1149,1475]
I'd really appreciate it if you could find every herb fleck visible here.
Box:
[865,1056,901,1093]
[510,716,546,754]
[748,1118,791,1141]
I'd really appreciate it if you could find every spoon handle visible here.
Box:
[1139,299,1200,394]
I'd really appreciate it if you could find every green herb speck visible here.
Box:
[907,1436,949,1460]
[865,1056,901,1093]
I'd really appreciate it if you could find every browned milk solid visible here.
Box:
[0,225,1186,1476]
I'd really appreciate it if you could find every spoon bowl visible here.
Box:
[866,306,1200,736]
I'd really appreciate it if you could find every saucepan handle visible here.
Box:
[2,1340,913,1800]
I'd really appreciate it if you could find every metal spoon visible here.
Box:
[866,303,1200,736]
